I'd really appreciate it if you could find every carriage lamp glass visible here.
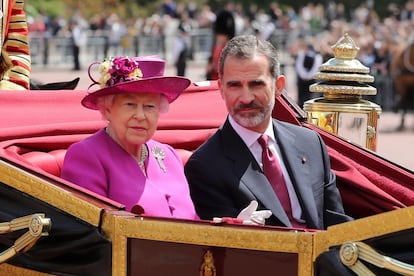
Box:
[338,113,368,148]
[303,33,382,151]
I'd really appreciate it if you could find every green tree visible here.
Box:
[206,0,408,20]
[28,0,408,22]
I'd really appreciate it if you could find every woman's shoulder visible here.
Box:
[147,139,176,152]
[146,139,183,161]
[68,129,106,150]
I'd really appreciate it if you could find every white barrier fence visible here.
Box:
[29,28,214,68]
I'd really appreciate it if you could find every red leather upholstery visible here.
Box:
[175,148,194,165]
[21,149,67,176]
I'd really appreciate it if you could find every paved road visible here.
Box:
[31,61,414,172]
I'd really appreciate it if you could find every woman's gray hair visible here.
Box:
[96,95,114,120]
[96,93,170,120]
[218,35,280,79]
[159,95,169,113]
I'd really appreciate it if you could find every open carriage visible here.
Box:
[1,78,414,275]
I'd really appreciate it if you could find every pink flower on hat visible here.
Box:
[98,56,143,88]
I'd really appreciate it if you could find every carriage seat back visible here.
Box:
[22,150,66,177]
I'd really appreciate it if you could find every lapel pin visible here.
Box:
[301,157,307,164]
[152,146,167,172]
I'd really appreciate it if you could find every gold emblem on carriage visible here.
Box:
[152,146,166,172]
[200,249,216,276]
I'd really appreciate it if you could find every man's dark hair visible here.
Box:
[218,35,281,79]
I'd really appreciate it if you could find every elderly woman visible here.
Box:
[61,56,198,220]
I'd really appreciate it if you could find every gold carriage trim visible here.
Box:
[309,83,377,95]
[339,241,414,276]
[0,214,51,264]
[313,72,374,83]
[318,59,370,74]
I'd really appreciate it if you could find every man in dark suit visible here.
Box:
[184,35,352,230]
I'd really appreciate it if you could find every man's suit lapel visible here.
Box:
[239,164,292,226]
[221,119,292,227]
[273,120,319,227]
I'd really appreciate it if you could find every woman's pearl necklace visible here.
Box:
[137,144,148,176]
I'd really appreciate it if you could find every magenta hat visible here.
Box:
[82,56,191,110]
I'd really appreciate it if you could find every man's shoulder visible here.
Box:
[187,130,222,159]
[275,119,320,137]
[196,129,221,148]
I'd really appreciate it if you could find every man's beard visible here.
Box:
[231,99,274,129]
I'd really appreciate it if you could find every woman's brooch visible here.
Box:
[152,146,166,172]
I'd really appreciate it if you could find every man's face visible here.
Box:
[219,54,285,133]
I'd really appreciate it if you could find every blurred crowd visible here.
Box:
[26,0,414,109]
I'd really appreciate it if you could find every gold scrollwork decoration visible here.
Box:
[0,214,51,264]
[339,241,414,276]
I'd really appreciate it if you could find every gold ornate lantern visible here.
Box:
[303,33,382,151]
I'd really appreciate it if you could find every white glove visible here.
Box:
[237,200,272,225]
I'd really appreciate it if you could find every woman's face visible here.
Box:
[105,93,161,155]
